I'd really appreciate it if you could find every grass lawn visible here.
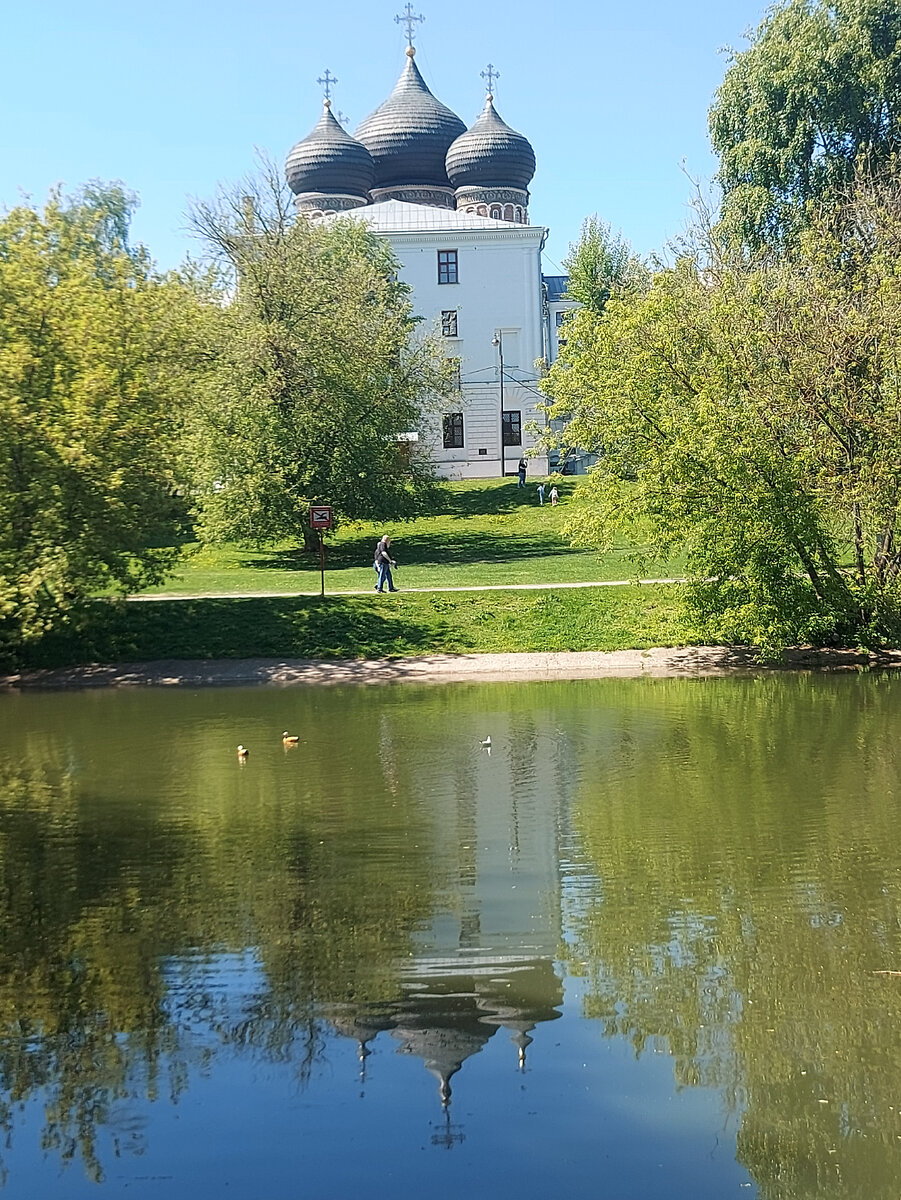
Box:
[24,586,692,669]
[12,479,696,670]
[139,478,681,596]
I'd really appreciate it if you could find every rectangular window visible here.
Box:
[502,410,522,446]
[438,250,458,284]
[441,309,458,337]
[555,310,567,327]
[442,413,464,449]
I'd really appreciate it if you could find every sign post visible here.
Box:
[309,506,333,597]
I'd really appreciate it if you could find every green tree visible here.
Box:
[562,214,648,315]
[186,169,450,549]
[540,182,901,651]
[710,0,901,248]
[0,185,198,658]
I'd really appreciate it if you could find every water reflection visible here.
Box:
[0,675,899,1197]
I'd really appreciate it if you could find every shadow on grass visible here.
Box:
[20,595,455,670]
[254,530,583,574]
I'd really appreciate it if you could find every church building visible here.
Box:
[284,16,576,479]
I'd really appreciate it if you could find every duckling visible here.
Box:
[237,745,249,759]
[282,731,301,745]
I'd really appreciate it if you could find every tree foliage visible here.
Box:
[562,214,649,315]
[541,181,901,651]
[186,169,450,547]
[710,0,901,248]
[0,185,199,656]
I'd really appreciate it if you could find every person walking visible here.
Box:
[517,457,527,488]
[373,535,398,593]
[537,483,545,506]
[549,485,559,507]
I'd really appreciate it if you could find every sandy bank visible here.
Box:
[2,645,900,690]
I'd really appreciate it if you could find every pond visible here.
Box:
[0,673,900,1199]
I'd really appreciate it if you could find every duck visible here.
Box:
[282,731,301,745]
[237,745,249,759]
[480,736,492,748]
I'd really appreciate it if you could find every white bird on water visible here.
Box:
[480,736,491,748]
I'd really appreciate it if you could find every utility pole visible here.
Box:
[492,330,505,478]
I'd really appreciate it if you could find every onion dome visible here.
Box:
[355,48,466,189]
[286,100,375,201]
[446,95,536,191]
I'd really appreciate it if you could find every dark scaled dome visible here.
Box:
[446,95,536,191]
[355,48,466,188]
[286,101,375,198]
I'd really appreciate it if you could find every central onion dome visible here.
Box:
[286,100,375,214]
[355,47,466,206]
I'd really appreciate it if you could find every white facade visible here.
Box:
[344,200,551,479]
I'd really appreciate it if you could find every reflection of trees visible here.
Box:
[0,700,439,1183]
[562,675,901,1200]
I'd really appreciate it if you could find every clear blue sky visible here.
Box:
[1,0,770,272]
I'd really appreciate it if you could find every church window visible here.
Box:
[490,206,501,219]
[478,204,488,216]
[441,310,458,337]
[502,410,522,446]
[503,204,514,220]
[438,250,458,284]
[443,412,464,448]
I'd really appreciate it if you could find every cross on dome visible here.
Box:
[395,4,425,50]
[480,63,500,98]
[317,68,338,102]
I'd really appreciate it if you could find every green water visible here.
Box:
[0,674,899,1198]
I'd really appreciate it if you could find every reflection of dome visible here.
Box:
[286,101,375,212]
[355,48,466,200]
[446,95,536,191]
[393,1019,491,1107]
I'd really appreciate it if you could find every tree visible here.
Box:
[0,185,199,658]
[710,0,901,249]
[562,215,648,315]
[186,167,450,549]
[540,181,901,651]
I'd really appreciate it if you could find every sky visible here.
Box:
[1,0,772,273]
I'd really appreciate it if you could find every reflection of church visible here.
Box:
[284,8,578,479]
[327,956,562,1109]
[322,704,567,1112]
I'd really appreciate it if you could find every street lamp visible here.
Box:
[492,330,505,479]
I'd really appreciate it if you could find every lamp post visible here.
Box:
[492,330,505,478]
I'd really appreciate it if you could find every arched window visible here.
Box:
[490,206,501,219]
[478,204,488,216]
[503,204,514,220]
[515,206,524,223]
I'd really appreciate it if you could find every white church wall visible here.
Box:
[364,216,550,478]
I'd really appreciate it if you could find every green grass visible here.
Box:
[13,479,695,670]
[139,478,682,596]
[23,586,692,669]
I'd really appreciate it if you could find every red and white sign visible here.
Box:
[309,506,333,530]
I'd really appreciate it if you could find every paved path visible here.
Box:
[128,578,686,602]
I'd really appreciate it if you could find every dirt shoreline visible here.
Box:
[2,645,900,690]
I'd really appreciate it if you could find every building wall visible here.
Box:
[377,225,550,478]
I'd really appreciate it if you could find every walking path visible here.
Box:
[127,578,686,602]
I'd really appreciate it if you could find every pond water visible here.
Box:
[1,674,900,1199]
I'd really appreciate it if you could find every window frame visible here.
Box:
[502,410,522,447]
[438,249,459,285]
[442,412,464,449]
[441,309,458,337]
